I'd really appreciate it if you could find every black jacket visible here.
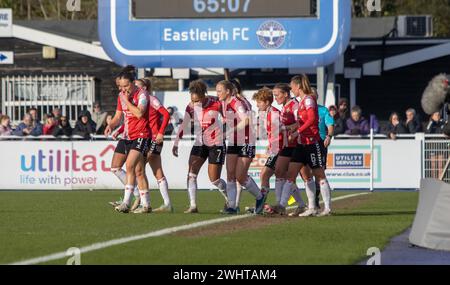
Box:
[73,111,97,139]
[385,122,408,136]
[426,119,445,134]
[53,124,73,137]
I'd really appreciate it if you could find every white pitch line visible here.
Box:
[8,192,369,265]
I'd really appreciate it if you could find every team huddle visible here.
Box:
[106,65,334,217]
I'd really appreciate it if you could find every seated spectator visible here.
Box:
[91,102,107,134]
[345,105,369,135]
[97,114,112,135]
[28,107,41,124]
[426,112,445,134]
[43,113,58,135]
[52,107,62,124]
[385,112,408,140]
[0,115,13,136]
[12,114,43,136]
[53,116,73,137]
[73,110,96,139]
[334,98,349,135]
[405,108,423,134]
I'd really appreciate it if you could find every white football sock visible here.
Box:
[133,185,140,198]
[227,181,237,209]
[187,173,197,208]
[123,184,134,206]
[275,178,286,204]
[280,180,293,207]
[291,184,305,207]
[140,189,150,208]
[236,182,243,207]
[243,176,262,200]
[304,179,317,209]
[112,168,127,185]
[157,177,171,206]
[212,179,228,202]
[320,179,332,211]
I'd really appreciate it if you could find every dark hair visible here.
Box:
[230,78,242,95]
[273,83,291,95]
[188,79,207,97]
[46,113,54,118]
[117,65,136,82]
[338,98,349,107]
[389,112,400,123]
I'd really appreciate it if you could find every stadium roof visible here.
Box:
[15,20,98,43]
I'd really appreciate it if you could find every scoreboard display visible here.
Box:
[99,0,351,68]
[132,0,316,19]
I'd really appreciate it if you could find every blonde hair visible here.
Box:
[291,74,312,95]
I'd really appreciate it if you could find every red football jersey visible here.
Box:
[185,96,224,146]
[281,98,299,148]
[147,95,169,140]
[116,88,150,140]
[297,95,320,145]
[266,106,283,154]
[222,96,254,146]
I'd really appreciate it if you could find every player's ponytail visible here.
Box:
[230,78,242,97]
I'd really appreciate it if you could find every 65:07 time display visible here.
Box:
[193,0,251,14]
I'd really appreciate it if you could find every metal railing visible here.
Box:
[1,75,95,125]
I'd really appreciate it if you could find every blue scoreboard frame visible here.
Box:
[98,0,351,68]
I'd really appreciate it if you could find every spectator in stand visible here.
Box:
[52,107,62,124]
[43,113,58,135]
[97,114,112,135]
[0,115,13,136]
[27,107,43,135]
[53,116,73,137]
[426,112,445,134]
[345,105,369,135]
[12,114,43,136]
[385,112,408,140]
[334,98,349,135]
[405,108,423,134]
[73,110,96,140]
[91,102,107,134]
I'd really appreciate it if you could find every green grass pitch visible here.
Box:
[0,190,418,265]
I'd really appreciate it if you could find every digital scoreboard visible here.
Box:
[98,0,351,68]
[132,0,315,19]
